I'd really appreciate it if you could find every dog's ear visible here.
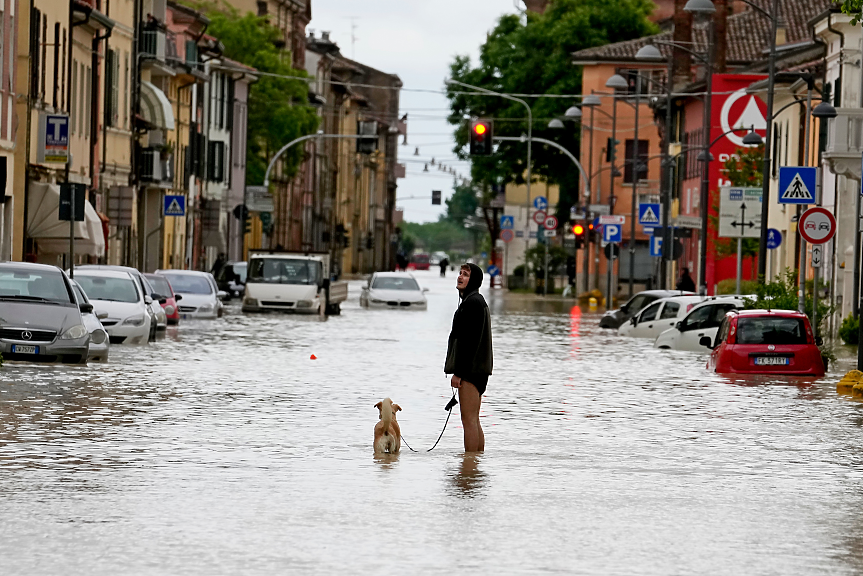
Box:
[374,401,382,410]
[393,404,402,412]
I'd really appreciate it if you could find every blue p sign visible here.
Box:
[650,235,663,257]
[603,224,622,243]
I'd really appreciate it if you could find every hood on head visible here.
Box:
[461,263,483,295]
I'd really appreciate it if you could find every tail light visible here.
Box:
[804,320,815,344]
[727,318,737,344]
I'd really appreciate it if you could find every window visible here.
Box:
[208,141,225,182]
[736,317,807,345]
[624,294,652,315]
[372,277,420,291]
[680,304,712,332]
[70,60,76,134]
[637,301,662,323]
[30,8,40,98]
[105,50,119,127]
[0,9,5,95]
[52,22,59,107]
[624,139,648,183]
[715,318,729,344]
[40,15,46,100]
[60,28,65,105]
[85,65,91,138]
[659,302,680,320]
[123,52,129,129]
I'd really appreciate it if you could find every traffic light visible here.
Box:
[587,221,596,242]
[605,137,620,162]
[572,222,586,247]
[260,212,274,235]
[469,119,493,156]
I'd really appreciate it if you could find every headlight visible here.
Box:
[164,305,175,315]
[90,329,107,344]
[123,315,145,326]
[199,303,214,312]
[297,300,312,308]
[60,324,88,340]
[244,298,258,307]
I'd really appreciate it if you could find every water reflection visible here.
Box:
[449,454,486,498]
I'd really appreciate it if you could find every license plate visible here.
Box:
[12,345,38,354]
[180,314,190,320]
[755,356,789,365]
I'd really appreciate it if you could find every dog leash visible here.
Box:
[401,391,458,453]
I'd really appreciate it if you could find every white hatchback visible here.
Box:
[617,295,709,339]
[73,270,153,345]
[653,296,748,352]
[156,270,225,319]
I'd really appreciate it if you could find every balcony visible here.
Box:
[140,29,166,61]
[823,108,863,181]
[139,148,174,186]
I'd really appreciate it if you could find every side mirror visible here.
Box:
[144,295,153,305]
[423,287,430,293]
[217,290,228,300]
[174,294,183,301]
[699,336,713,349]
[675,321,682,330]
[97,311,109,320]
[630,317,637,325]
[79,303,93,314]
[159,298,167,305]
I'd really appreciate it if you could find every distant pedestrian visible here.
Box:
[445,263,493,453]
[677,267,696,292]
[211,253,227,277]
[396,252,408,271]
[439,257,449,277]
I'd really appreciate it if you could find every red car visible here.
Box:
[704,309,825,376]
[410,253,430,271]
[144,273,181,326]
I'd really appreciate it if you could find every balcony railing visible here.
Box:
[823,108,863,181]
[140,30,166,62]
[139,148,174,184]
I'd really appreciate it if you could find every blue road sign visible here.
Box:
[639,203,661,227]
[500,215,514,229]
[766,228,782,250]
[163,195,186,217]
[603,223,622,243]
[533,196,548,211]
[778,167,816,204]
[487,265,500,277]
[650,235,663,257]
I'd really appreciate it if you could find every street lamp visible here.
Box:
[582,95,602,107]
[742,130,763,146]
[606,74,629,91]
[564,106,582,119]
[812,101,838,119]
[548,118,565,129]
[683,0,716,13]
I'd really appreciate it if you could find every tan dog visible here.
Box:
[374,398,402,454]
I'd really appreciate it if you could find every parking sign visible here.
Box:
[603,223,622,243]
[650,235,663,257]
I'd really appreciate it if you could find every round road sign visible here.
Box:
[543,215,558,230]
[766,228,782,250]
[798,207,836,244]
[500,229,514,243]
[532,210,547,225]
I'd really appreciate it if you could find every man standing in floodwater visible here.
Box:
[445,263,493,452]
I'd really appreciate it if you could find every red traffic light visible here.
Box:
[474,123,487,135]
[572,224,585,235]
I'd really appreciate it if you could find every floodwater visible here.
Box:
[2,270,863,575]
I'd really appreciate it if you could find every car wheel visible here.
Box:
[149,324,156,343]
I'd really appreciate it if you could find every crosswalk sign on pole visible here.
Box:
[500,215,514,229]
[778,167,817,204]
[638,203,661,227]
[163,195,186,217]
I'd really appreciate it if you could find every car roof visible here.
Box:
[76,264,141,275]
[636,290,694,297]
[74,268,135,280]
[646,294,707,306]
[372,272,417,278]
[155,269,210,277]
[731,309,805,318]
[0,261,63,272]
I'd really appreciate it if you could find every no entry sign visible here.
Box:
[798,207,836,245]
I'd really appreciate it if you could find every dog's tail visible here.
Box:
[381,397,393,436]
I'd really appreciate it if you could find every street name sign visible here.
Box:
[603,223,622,243]
[638,203,661,227]
[246,186,275,212]
[532,210,547,225]
[163,195,186,217]
[543,215,558,230]
[778,166,817,204]
[533,196,548,211]
[500,215,514,229]
[673,215,701,229]
[589,204,610,215]
[766,228,782,249]
[719,186,762,238]
[798,206,836,244]
[811,245,823,268]
[599,215,625,225]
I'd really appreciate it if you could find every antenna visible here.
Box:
[347,17,359,59]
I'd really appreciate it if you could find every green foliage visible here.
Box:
[835,0,863,25]
[524,243,568,276]
[742,269,834,334]
[446,0,658,222]
[716,278,760,295]
[205,9,319,185]
[445,185,480,225]
[401,220,474,256]
[839,315,860,345]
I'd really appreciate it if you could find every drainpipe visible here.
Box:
[90,28,112,194]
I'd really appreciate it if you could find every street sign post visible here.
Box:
[778,167,817,204]
[638,203,661,227]
[500,215,514,229]
[163,195,186,217]
[532,210,546,225]
[719,187,762,238]
[533,196,548,211]
[543,215,558,230]
[798,207,836,244]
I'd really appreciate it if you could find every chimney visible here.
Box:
[322,31,331,42]
[775,17,788,46]
[714,0,728,73]
[672,0,693,84]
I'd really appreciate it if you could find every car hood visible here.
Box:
[603,308,624,319]
[175,292,217,307]
[89,299,147,319]
[0,301,81,332]
[368,288,426,302]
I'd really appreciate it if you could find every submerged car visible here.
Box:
[654,296,748,352]
[216,261,247,299]
[618,295,708,339]
[0,262,91,363]
[145,273,181,325]
[76,265,165,337]
[155,270,224,319]
[360,272,428,309]
[704,309,825,376]
[74,269,153,344]
[599,290,694,329]
[70,280,110,362]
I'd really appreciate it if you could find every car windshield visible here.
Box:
[160,273,213,294]
[145,275,173,296]
[0,267,73,304]
[248,258,319,285]
[736,317,808,345]
[75,274,140,303]
[372,277,420,291]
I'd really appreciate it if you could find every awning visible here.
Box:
[140,81,175,131]
[26,182,105,257]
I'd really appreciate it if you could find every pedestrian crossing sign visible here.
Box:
[778,167,817,204]
[163,195,186,217]
[638,203,661,227]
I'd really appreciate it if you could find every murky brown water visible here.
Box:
[2,270,863,574]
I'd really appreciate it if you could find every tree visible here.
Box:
[445,185,480,225]
[445,0,658,221]
[835,0,863,25]
[204,9,319,185]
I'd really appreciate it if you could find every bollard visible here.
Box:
[838,370,863,395]
[589,297,597,312]
[853,381,863,399]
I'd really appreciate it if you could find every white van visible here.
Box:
[242,252,348,315]
[653,296,748,352]
[618,295,708,339]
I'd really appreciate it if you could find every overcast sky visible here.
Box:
[310,0,518,223]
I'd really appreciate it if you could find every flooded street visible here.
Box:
[2,270,863,575]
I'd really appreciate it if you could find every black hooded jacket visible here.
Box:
[444,263,493,381]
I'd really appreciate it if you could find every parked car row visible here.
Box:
[604,290,825,377]
[0,262,226,365]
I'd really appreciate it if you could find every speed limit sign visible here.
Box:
[543,215,558,230]
[532,210,547,225]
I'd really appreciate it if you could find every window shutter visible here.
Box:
[112,53,120,126]
[104,51,114,127]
